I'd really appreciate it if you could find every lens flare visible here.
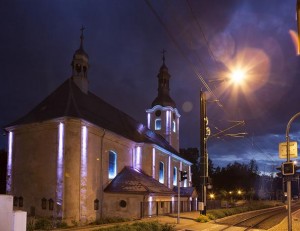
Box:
[231,69,246,84]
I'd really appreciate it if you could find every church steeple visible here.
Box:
[71,26,89,94]
[146,51,180,151]
[151,50,176,108]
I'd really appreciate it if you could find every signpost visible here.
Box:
[281,112,300,231]
[279,141,298,159]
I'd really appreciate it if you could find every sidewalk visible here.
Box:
[55,212,260,231]
[268,209,300,231]
[55,210,300,231]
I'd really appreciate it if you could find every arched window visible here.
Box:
[48,199,54,211]
[173,167,177,186]
[13,196,18,207]
[41,198,47,210]
[172,121,176,132]
[109,151,117,179]
[159,161,164,183]
[18,196,23,207]
[94,199,99,210]
[155,119,161,130]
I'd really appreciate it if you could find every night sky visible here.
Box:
[1,0,300,173]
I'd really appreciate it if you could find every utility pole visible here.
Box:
[177,173,180,224]
[200,91,208,215]
[177,170,187,224]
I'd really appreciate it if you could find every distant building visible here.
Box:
[4,31,197,223]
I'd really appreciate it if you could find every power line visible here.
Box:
[185,0,218,63]
[145,1,271,165]
[144,0,223,108]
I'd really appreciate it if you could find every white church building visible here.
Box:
[4,31,197,224]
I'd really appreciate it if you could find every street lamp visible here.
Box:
[230,69,246,84]
[285,112,300,231]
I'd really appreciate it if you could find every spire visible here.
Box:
[71,26,89,94]
[151,50,176,108]
[80,25,85,50]
[162,49,166,66]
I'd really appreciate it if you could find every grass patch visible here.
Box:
[196,200,284,223]
[26,217,68,230]
[89,217,131,225]
[94,221,175,231]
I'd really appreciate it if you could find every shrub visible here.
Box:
[196,215,210,223]
[90,216,130,225]
[94,221,175,231]
[56,220,68,228]
[34,218,54,230]
[26,217,35,231]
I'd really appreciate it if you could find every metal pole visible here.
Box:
[285,112,300,231]
[200,91,207,215]
[177,169,180,224]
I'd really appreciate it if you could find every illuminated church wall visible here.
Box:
[5,32,195,222]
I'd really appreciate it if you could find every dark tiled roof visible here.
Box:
[5,78,179,154]
[173,186,196,197]
[104,166,175,195]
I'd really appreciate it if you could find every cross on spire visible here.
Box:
[161,49,166,65]
[80,25,85,48]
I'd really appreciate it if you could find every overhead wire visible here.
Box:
[186,0,218,63]
[144,0,223,108]
[145,0,275,170]
[184,1,274,164]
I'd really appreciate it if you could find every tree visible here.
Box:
[211,160,260,199]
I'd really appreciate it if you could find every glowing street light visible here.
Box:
[209,193,215,200]
[230,69,246,84]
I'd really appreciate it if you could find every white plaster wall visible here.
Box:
[63,119,81,222]
[13,210,27,231]
[9,122,58,217]
[103,193,143,219]
[0,195,13,231]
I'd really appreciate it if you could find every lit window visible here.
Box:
[172,121,176,132]
[173,167,177,186]
[109,151,117,179]
[155,119,161,130]
[159,162,164,183]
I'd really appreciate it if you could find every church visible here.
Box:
[4,31,197,223]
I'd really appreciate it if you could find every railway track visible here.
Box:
[217,203,300,230]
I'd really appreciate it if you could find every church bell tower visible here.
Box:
[146,51,180,151]
[71,26,89,94]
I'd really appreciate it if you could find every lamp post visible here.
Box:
[285,112,300,231]
[200,68,246,215]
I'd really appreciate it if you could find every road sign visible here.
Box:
[279,141,298,159]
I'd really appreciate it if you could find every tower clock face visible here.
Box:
[155,110,161,117]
